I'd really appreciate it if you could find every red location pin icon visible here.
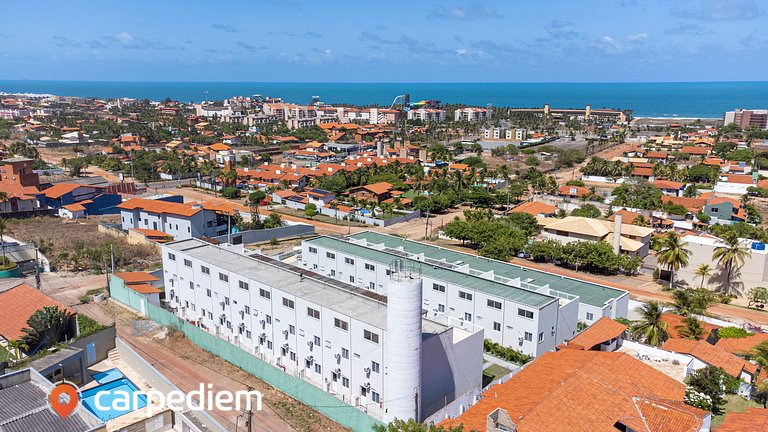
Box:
[49,382,80,419]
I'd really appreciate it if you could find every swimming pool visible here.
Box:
[80,378,147,421]
[92,368,124,384]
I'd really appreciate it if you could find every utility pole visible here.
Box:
[34,248,41,290]
[424,211,430,239]
[245,385,254,432]
[110,243,115,273]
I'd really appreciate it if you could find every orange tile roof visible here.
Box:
[661,339,757,378]
[680,146,710,155]
[439,350,705,432]
[117,197,200,217]
[662,195,706,212]
[718,408,768,431]
[608,209,642,225]
[208,143,231,151]
[565,317,628,350]
[632,166,654,177]
[127,283,162,294]
[114,271,160,283]
[511,201,557,216]
[43,182,83,199]
[651,180,685,190]
[715,333,768,356]
[645,151,669,159]
[0,283,72,340]
[356,181,393,195]
[724,174,755,185]
[62,203,86,212]
[557,185,589,197]
[661,313,720,339]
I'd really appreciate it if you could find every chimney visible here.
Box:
[613,213,622,255]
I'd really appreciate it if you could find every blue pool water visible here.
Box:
[92,368,124,384]
[80,378,147,421]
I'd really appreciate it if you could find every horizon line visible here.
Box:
[1,79,768,85]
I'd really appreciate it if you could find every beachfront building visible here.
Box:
[300,232,630,357]
[454,107,489,122]
[724,108,768,130]
[118,198,237,241]
[160,238,483,422]
[406,108,445,123]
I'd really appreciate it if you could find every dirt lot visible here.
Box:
[6,216,160,272]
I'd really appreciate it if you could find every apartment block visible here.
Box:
[161,239,483,422]
[301,232,629,357]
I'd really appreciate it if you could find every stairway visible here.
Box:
[107,348,122,364]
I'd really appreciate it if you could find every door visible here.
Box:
[86,342,97,366]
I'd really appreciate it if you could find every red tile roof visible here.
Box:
[43,182,82,199]
[680,146,711,155]
[511,201,558,216]
[114,271,160,283]
[715,333,768,356]
[564,317,628,350]
[127,283,162,294]
[608,209,642,225]
[662,195,706,213]
[440,350,705,432]
[724,174,755,185]
[117,198,200,217]
[718,408,768,431]
[557,185,589,197]
[661,313,720,340]
[651,180,685,190]
[661,339,757,378]
[0,283,72,340]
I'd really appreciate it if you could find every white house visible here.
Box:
[118,198,237,240]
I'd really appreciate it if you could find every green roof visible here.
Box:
[347,231,627,308]
[307,236,556,309]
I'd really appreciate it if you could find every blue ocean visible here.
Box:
[2,80,767,118]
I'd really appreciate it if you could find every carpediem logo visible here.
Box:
[48,381,82,419]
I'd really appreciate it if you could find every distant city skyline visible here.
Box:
[1,0,767,83]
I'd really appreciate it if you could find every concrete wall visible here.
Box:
[70,325,117,366]
[210,224,315,245]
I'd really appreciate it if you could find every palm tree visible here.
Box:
[676,316,704,340]
[6,339,28,360]
[656,232,691,287]
[712,235,751,296]
[631,301,670,347]
[753,341,768,370]
[0,218,10,267]
[694,264,712,288]
[21,306,75,350]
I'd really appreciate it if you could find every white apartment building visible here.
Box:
[407,108,446,123]
[161,239,483,422]
[118,198,231,240]
[454,107,488,123]
[301,232,630,357]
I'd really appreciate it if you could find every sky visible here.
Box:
[1,0,767,82]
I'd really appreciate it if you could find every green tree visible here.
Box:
[524,154,540,166]
[712,235,751,296]
[676,316,704,340]
[304,203,318,219]
[685,366,729,414]
[21,306,75,350]
[670,289,714,317]
[570,204,601,218]
[0,218,10,267]
[630,301,669,347]
[748,286,768,309]
[656,232,691,287]
[717,327,753,339]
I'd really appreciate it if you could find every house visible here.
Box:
[661,339,758,383]
[660,313,720,343]
[117,197,235,240]
[538,216,654,256]
[716,333,768,356]
[561,317,627,351]
[439,350,711,432]
[0,157,44,215]
[510,201,557,217]
[662,195,707,214]
[718,408,768,431]
[42,182,122,214]
[0,283,77,344]
[305,188,336,207]
[113,271,162,306]
[703,196,747,224]
[556,185,589,198]
[651,180,686,197]
[714,173,756,195]
[348,181,393,203]
[680,146,711,156]
[607,209,643,225]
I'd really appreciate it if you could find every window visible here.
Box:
[487,299,502,310]
[349,275,355,283]
[281,346,288,356]
[326,252,335,259]
[314,335,321,346]
[238,280,249,290]
[371,391,380,403]
[244,305,250,314]
[518,308,534,319]
[307,307,320,319]
[208,311,213,320]
[438,304,445,313]
[266,340,273,350]
[524,332,533,342]
[368,282,375,290]
[364,329,379,344]
[341,348,349,359]
[334,317,349,331]
[308,246,317,254]
[246,330,251,339]
[168,252,176,261]
[432,283,446,292]
[289,325,295,335]
[183,259,192,267]
[282,297,295,309]
[360,386,368,397]
[345,257,355,265]
[290,351,296,361]
[206,289,212,297]
[265,315,272,324]
[201,266,210,275]
[219,272,229,282]
[371,361,380,374]
[364,263,375,271]
[586,312,594,321]
[464,312,472,322]
[330,269,336,277]
[493,322,502,332]
[259,288,271,299]
[342,376,349,388]
[314,363,321,374]
[538,332,544,343]
[224,297,230,305]
[226,321,232,330]
[189,281,194,290]
[459,291,473,301]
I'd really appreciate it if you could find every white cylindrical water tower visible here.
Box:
[384,259,423,422]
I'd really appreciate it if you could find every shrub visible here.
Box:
[79,295,90,304]
[717,327,753,339]
[76,314,109,338]
[483,339,532,365]
[221,187,239,199]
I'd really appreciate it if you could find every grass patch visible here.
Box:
[0,257,17,271]
[76,314,110,338]
[0,344,15,362]
[711,394,762,428]
[482,364,511,387]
